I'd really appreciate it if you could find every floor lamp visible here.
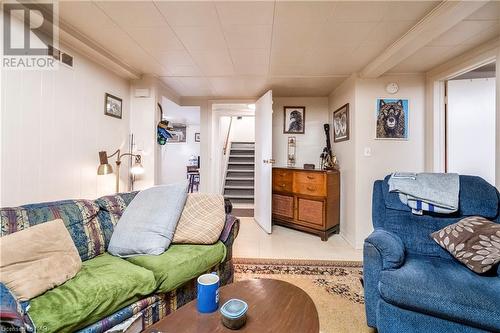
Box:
[97,149,144,193]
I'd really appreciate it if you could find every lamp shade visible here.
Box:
[97,151,113,175]
[130,156,144,175]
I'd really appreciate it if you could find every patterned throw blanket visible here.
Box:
[0,283,34,332]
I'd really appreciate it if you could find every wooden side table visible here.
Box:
[144,279,319,333]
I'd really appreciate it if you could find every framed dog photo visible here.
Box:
[283,106,305,134]
[376,99,409,140]
[104,93,122,119]
[333,103,349,142]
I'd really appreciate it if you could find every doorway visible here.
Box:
[158,97,201,191]
[212,103,256,216]
[445,62,496,184]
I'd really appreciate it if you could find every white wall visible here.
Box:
[447,78,496,185]
[272,97,329,168]
[329,74,426,248]
[158,99,201,185]
[1,45,130,207]
[230,116,255,142]
[328,75,357,246]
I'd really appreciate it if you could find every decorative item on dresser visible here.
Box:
[272,167,340,241]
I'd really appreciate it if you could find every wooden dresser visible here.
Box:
[272,167,340,241]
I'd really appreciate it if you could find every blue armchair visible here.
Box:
[364,175,500,333]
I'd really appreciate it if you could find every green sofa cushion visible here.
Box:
[127,242,226,292]
[28,253,156,333]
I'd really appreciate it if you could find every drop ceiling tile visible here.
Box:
[208,77,267,97]
[60,2,115,31]
[428,20,498,46]
[462,21,500,45]
[168,77,214,96]
[154,1,219,27]
[268,77,347,97]
[361,20,417,47]
[152,50,202,76]
[272,23,325,51]
[331,2,387,22]
[233,63,269,76]
[190,50,235,76]
[275,1,335,25]
[388,46,454,73]
[223,25,272,49]
[215,1,274,26]
[95,1,167,28]
[382,1,440,21]
[173,25,227,51]
[466,1,500,20]
[301,46,360,75]
[126,27,184,52]
[313,21,379,48]
[230,49,270,66]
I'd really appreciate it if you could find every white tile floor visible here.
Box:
[233,218,363,261]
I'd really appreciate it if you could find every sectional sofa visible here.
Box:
[0,191,239,333]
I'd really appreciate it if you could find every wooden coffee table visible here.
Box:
[144,279,319,333]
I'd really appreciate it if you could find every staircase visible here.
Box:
[223,142,255,211]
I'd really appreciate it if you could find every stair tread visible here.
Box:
[230,148,255,151]
[229,155,255,158]
[226,177,255,180]
[228,162,255,165]
[224,194,255,199]
[227,170,254,173]
[224,185,254,189]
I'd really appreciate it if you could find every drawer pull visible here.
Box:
[307,186,315,191]
[280,184,286,187]
[307,175,315,180]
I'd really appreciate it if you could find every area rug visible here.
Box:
[234,258,373,333]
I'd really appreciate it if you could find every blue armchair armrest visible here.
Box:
[363,229,405,328]
[364,229,405,270]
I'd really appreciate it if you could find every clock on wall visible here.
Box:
[386,82,399,94]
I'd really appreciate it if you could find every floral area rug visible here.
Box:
[234,258,374,333]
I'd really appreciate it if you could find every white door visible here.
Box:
[254,90,273,234]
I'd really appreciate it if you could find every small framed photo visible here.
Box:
[167,123,187,143]
[333,103,349,142]
[283,106,305,134]
[195,132,200,142]
[104,93,122,119]
[376,99,409,140]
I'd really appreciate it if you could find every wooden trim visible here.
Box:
[444,80,448,172]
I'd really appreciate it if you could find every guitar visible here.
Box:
[320,124,337,170]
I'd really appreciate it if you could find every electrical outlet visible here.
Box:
[364,147,372,157]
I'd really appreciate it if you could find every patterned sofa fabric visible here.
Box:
[0,200,105,261]
[94,192,138,248]
[77,216,240,333]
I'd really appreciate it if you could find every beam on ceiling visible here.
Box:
[360,0,490,79]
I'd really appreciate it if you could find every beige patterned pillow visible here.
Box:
[173,194,226,244]
[431,216,500,273]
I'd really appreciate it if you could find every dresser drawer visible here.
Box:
[297,198,324,227]
[294,172,325,186]
[272,194,294,219]
[294,182,326,197]
[273,180,293,192]
[273,169,294,183]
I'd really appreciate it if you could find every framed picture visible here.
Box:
[167,123,187,143]
[333,103,349,142]
[104,93,122,119]
[195,132,200,142]
[376,99,409,140]
[283,106,305,134]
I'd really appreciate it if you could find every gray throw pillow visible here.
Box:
[108,182,188,258]
[431,216,500,273]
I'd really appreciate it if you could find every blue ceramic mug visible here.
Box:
[197,273,219,313]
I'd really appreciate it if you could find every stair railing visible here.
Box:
[223,117,233,156]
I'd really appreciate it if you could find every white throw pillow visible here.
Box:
[108,182,188,257]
